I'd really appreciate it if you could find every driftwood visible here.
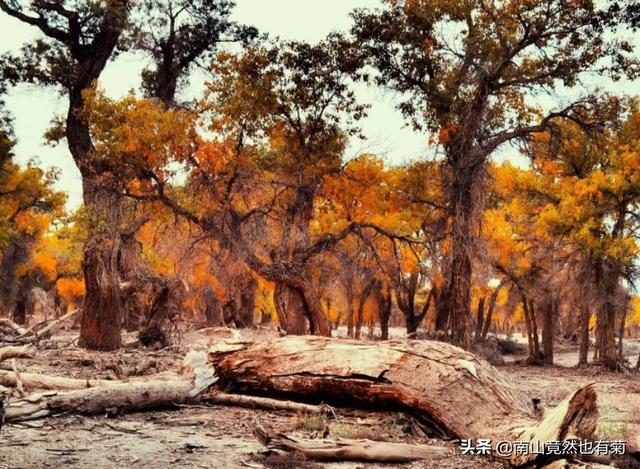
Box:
[209,337,599,466]
[255,426,450,463]
[3,351,214,422]
[0,345,34,363]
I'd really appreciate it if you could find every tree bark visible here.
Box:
[474,296,485,340]
[481,283,502,339]
[578,304,590,366]
[79,221,123,351]
[4,351,214,422]
[274,282,309,335]
[542,299,556,366]
[209,336,598,467]
[529,300,540,357]
[254,426,450,463]
[596,264,619,369]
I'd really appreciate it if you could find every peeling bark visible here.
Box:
[208,335,598,467]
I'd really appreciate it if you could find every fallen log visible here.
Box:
[0,345,34,364]
[254,426,450,463]
[203,390,326,414]
[209,337,599,467]
[20,309,78,339]
[0,318,27,336]
[3,350,214,422]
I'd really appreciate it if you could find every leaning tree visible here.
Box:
[0,0,257,350]
[352,0,639,347]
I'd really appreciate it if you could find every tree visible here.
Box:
[0,0,131,350]
[127,0,258,104]
[352,0,638,347]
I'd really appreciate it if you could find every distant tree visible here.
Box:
[126,0,258,104]
[352,0,639,347]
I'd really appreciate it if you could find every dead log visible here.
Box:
[3,350,214,422]
[0,318,27,336]
[209,337,599,467]
[254,426,450,463]
[20,309,78,339]
[0,345,34,363]
[203,390,325,414]
[0,370,125,391]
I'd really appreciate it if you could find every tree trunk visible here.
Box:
[274,282,331,337]
[209,336,598,467]
[346,281,355,337]
[578,304,590,366]
[442,177,474,348]
[596,266,618,369]
[274,282,309,335]
[474,297,485,341]
[481,283,502,339]
[529,300,540,357]
[203,285,224,326]
[12,298,27,325]
[617,306,626,360]
[79,220,123,352]
[521,294,534,357]
[542,299,555,366]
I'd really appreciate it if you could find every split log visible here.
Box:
[209,337,599,467]
[3,350,214,422]
[0,345,34,363]
[255,426,450,463]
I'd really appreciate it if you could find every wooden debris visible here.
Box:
[3,351,214,423]
[203,390,326,414]
[254,425,450,463]
[209,337,600,466]
[0,345,34,363]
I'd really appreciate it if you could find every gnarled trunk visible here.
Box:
[79,233,122,351]
[578,303,590,366]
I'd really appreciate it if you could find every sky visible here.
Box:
[2,1,639,210]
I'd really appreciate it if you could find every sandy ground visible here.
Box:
[1,326,639,469]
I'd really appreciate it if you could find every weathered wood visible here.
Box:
[209,337,599,466]
[3,351,214,422]
[203,390,325,414]
[0,345,34,363]
[0,370,125,391]
[21,309,78,339]
[254,426,450,463]
[0,318,27,336]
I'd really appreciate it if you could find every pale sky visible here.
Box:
[1,1,639,210]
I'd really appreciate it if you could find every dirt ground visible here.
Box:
[1,326,639,469]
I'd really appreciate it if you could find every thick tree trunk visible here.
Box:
[209,336,598,467]
[578,304,590,366]
[274,282,309,335]
[79,191,123,352]
[273,281,331,337]
[443,179,474,348]
[597,267,619,369]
